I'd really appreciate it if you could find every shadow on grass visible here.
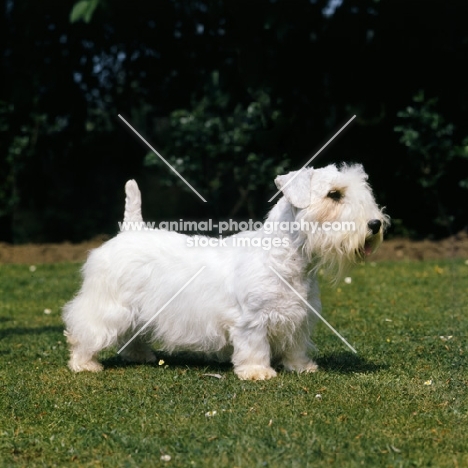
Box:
[101,350,233,374]
[315,352,387,374]
[102,350,386,375]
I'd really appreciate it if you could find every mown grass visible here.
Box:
[0,259,467,467]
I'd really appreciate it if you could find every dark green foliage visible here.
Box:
[394,92,468,236]
[1,1,468,242]
[396,92,464,189]
[145,72,290,217]
[70,0,100,24]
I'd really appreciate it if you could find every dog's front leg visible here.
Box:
[280,321,318,374]
[230,325,277,380]
[281,343,318,374]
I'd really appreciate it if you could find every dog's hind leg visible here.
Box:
[62,286,132,372]
[63,330,104,372]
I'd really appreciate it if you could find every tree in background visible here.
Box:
[145,71,290,219]
[1,0,467,242]
[394,91,468,237]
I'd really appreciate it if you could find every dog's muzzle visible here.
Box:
[367,219,382,235]
[359,219,383,258]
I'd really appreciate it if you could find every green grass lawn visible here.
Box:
[0,259,467,467]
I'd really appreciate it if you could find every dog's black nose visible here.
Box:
[368,219,382,235]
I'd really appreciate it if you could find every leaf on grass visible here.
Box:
[202,373,223,379]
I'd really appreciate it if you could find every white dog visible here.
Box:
[63,163,389,380]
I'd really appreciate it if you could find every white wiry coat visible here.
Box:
[63,163,388,380]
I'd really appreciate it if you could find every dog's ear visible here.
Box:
[274,168,313,209]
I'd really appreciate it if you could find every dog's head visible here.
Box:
[275,163,390,280]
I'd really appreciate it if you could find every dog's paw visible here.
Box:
[235,365,277,381]
[301,362,319,373]
[68,359,103,373]
[282,360,318,374]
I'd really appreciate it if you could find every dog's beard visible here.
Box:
[297,227,383,284]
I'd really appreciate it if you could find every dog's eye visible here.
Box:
[327,190,343,201]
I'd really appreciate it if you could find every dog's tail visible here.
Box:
[123,179,143,224]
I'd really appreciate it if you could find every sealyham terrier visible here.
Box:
[63,163,389,380]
